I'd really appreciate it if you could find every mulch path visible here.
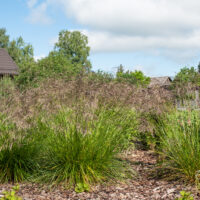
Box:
[0,150,198,200]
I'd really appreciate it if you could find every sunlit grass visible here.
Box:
[153,109,200,181]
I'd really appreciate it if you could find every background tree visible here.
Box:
[173,67,200,86]
[198,62,200,73]
[54,30,91,72]
[8,36,34,68]
[0,28,34,68]
[0,28,9,48]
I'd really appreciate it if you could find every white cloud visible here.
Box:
[27,2,52,24]
[56,0,200,36]
[27,0,38,8]
[49,28,200,61]
[82,29,200,53]
[30,0,200,60]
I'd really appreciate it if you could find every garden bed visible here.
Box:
[0,150,197,200]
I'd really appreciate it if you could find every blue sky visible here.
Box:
[1,0,200,77]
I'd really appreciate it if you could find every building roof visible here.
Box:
[0,48,19,75]
[149,76,172,87]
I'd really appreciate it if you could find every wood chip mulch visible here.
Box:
[0,150,199,200]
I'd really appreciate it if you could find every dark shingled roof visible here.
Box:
[0,48,19,75]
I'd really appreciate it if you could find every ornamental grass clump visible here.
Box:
[0,114,40,183]
[35,106,137,188]
[153,109,200,181]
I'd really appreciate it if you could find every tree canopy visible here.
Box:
[0,28,9,48]
[54,30,91,72]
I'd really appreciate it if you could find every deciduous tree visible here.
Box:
[54,30,91,72]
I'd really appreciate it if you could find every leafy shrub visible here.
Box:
[173,67,200,86]
[34,106,137,188]
[0,77,15,98]
[153,109,200,181]
[37,51,83,78]
[87,70,114,83]
[15,51,88,89]
[15,62,40,89]
[116,65,150,87]
[0,114,40,182]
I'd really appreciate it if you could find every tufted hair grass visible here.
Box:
[33,106,137,187]
[153,109,200,181]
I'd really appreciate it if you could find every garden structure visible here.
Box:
[0,48,18,77]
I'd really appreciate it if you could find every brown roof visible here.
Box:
[0,48,19,75]
[149,76,172,87]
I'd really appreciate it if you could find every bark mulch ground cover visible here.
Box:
[0,150,198,200]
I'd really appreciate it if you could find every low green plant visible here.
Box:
[0,185,22,200]
[175,191,194,200]
[75,182,90,193]
[195,170,200,190]
[34,106,137,188]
